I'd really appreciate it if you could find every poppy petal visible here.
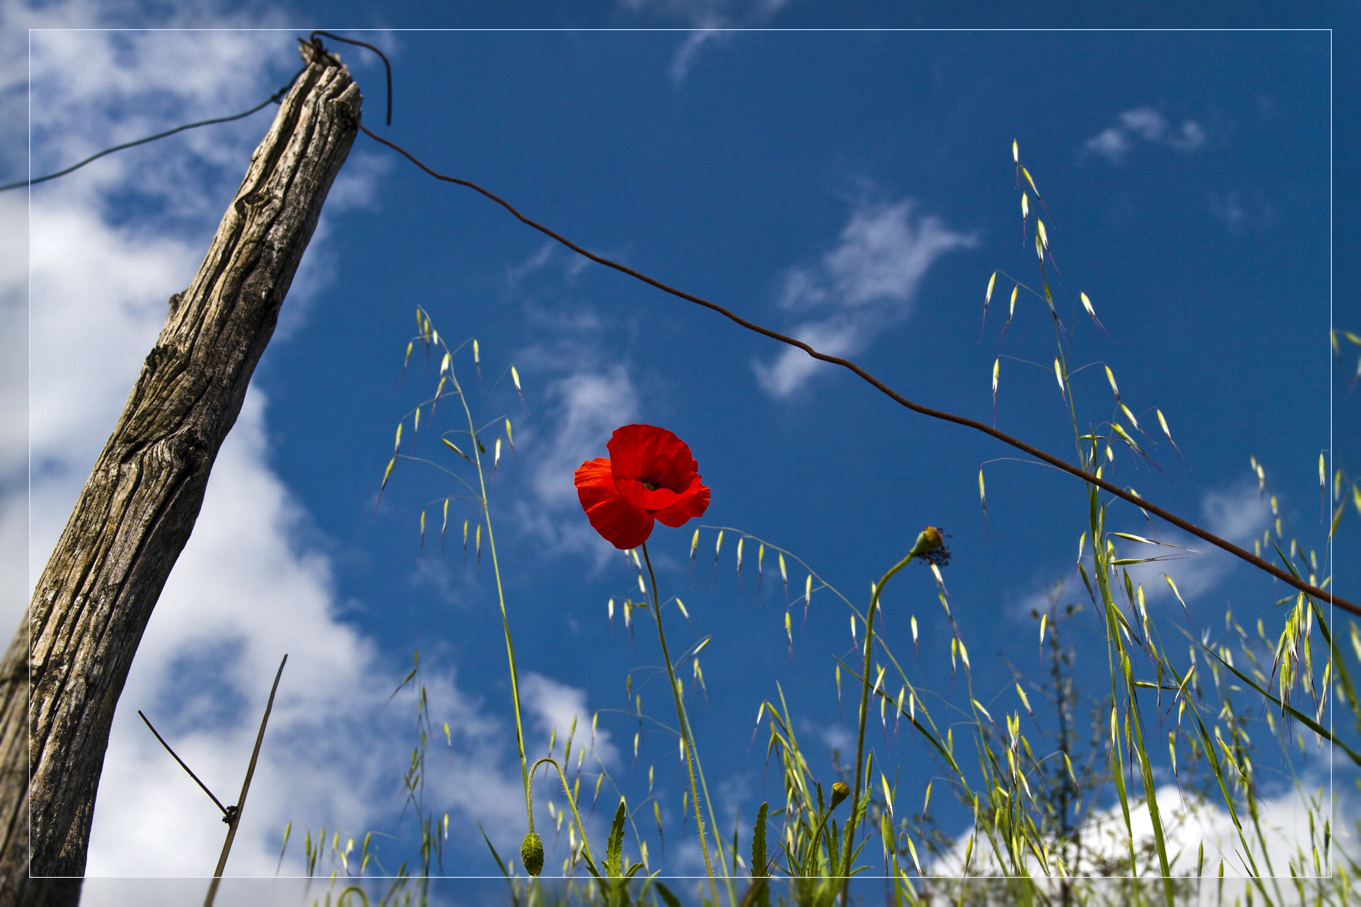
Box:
[654,478,710,528]
[607,424,698,492]
[574,458,616,505]
[575,458,655,549]
[585,494,654,549]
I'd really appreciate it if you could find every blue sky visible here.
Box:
[2,2,1358,906]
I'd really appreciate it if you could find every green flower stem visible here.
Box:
[672,677,739,906]
[529,757,597,870]
[641,542,721,907]
[840,529,939,907]
[807,793,844,866]
[454,371,531,824]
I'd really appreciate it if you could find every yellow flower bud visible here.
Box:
[830,781,851,811]
[910,526,942,557]
[909,526,951,568]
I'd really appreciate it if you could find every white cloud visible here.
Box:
[27,201,198,494]
[1200,481,1272,543]
[0,195,23,467]
[1082,106,1208,164]
[507,241,557,286]
[22,24,390,577]
[85,390,406,877]
[0,193,27,638]
[754,198,975,397]
[753,319,863,398]
[72,390,568,878]
[399,254,649,572]
[522,672,619,768]
[0,0,113,638]
[1084,127,1132,165]
[0,0,93,175]
[927,781,1356,895]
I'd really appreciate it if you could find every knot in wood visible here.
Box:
[233,190,273,218]
[143,343,175,373]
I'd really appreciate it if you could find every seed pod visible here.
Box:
[520,831,544,876]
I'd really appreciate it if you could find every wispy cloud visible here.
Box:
[617,0,792,84]
[1118,478,1271,607]
[530,367,641,512]
[669,24,729,85]
[395,246,647,574]
[485,250,652,560]
[1006,477,1271,624]
[1206,188,1275,235]
[509,363,643,568]
[1083,106,1207,165]
[754,197,975,397]
[506,239,592,289]
[522,672,619,767]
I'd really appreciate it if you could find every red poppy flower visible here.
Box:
[575,424,711,550]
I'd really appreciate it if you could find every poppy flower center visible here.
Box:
[642,480,657,491]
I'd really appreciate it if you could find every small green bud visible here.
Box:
[829,781,850,811]
[520,831,544,876]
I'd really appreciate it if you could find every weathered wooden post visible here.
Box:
[0,42,361,905]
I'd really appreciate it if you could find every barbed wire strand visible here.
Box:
[354,120,1353,617]
[0,65,306,194]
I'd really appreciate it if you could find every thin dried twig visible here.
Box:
[138,711,230,818]
[204,654,288,907]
